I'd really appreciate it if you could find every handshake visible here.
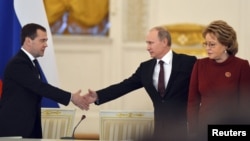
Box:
[70,89,98,110]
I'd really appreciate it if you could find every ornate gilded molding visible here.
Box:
[116,112,145,118]
[173,47,207,58]
[164,23,206,46]
[42,109,62,115]
[163,23,207,57]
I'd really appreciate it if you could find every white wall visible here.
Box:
[53,0,250,136]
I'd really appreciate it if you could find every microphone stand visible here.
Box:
[61,115,86,140]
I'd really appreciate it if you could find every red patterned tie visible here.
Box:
[158,60,165,97]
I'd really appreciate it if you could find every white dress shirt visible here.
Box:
[21,47,36,65]
[153,50,173,91]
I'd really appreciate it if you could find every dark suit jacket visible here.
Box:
[0,50,71,138]
[96,52,196,139]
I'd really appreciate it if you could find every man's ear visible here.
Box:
[162,38,168,46]
[27,37,31,42]
[25,37,32,44]
[23,37,32,47]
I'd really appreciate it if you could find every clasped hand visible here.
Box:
[71,89,98,110]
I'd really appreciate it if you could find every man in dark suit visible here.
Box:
[0,23,88,138]
[84,26,197,140]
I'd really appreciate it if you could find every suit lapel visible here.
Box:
[164,52,179,97]
[143,59,159,94]
[18,50,39,78]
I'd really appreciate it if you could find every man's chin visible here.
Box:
[150,55,155,58]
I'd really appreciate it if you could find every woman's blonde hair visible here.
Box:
[202,20,238,55]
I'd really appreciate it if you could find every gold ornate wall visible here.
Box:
[164,23,207,57]
[164,23,205,46]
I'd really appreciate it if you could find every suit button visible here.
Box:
[161,100,165,103]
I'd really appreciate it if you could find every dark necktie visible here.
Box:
[33,59,59,107]
[33,59,46,82]
[158,60,165,97]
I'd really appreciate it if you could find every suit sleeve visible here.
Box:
[95,64,144,105]
[5,59,71,106]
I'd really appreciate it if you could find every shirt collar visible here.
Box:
[157,49,173,65]
[21,47,36,61]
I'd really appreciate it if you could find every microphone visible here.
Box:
[61,115,86,139]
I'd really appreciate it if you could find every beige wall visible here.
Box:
[53,0,250,136]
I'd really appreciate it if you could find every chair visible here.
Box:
[41,108,75,139]
[99,110,154,141]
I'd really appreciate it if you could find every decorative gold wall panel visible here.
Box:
[164,23,207,57]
